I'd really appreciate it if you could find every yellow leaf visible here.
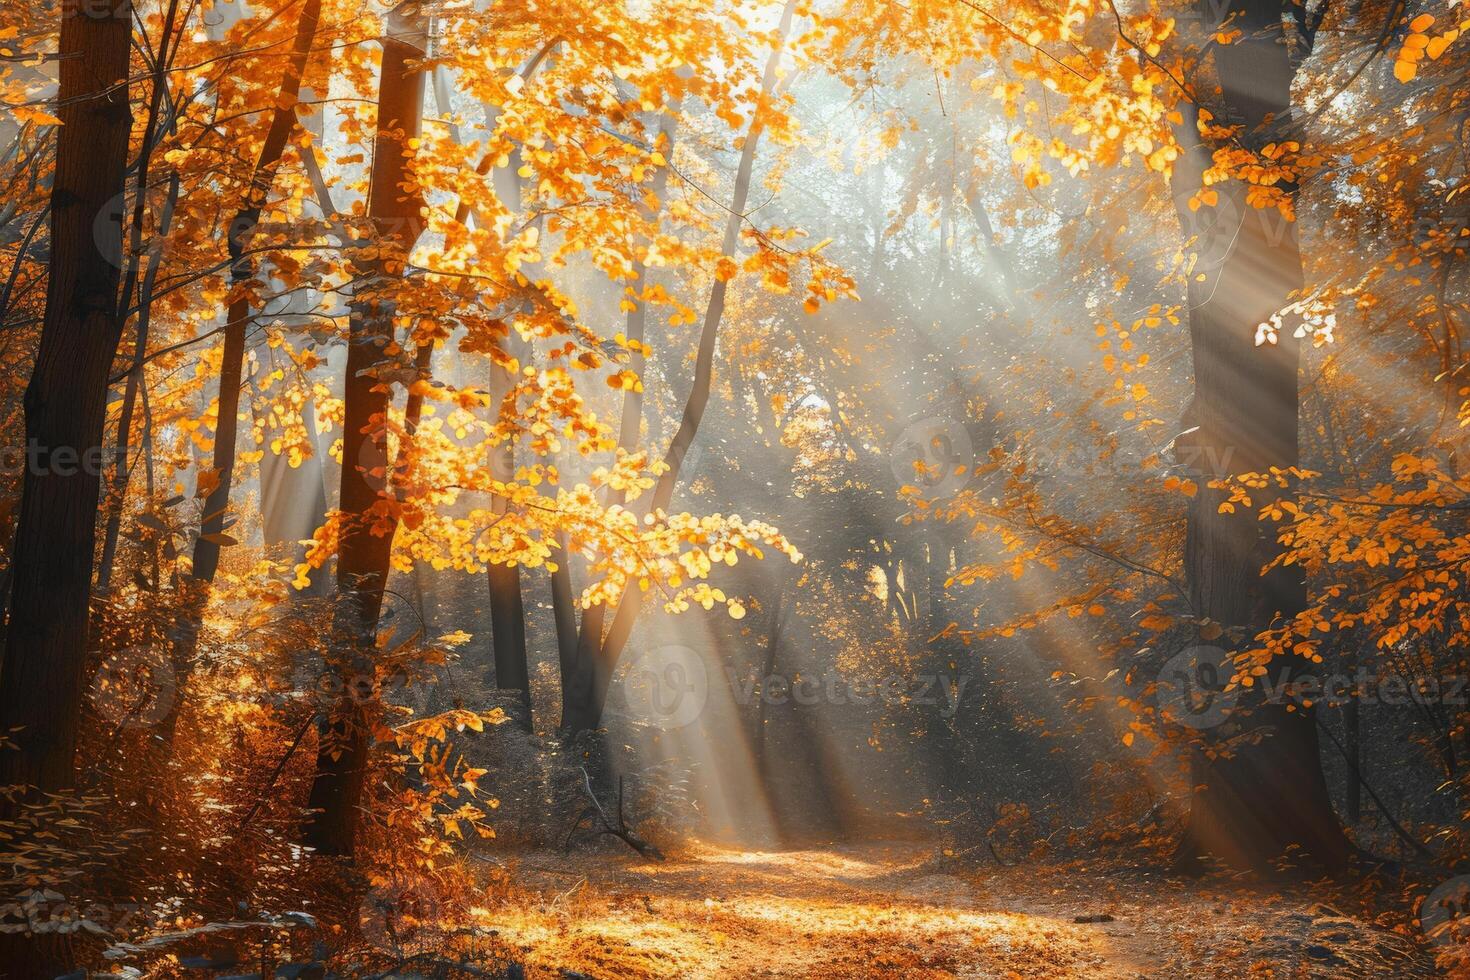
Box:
[13,106,62,127]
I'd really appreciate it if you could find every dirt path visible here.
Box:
[471,842,1439,978]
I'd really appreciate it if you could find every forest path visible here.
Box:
[473,841,1439,978]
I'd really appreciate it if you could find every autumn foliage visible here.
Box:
[0,0,1468,976]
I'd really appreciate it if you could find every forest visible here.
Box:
[0,0,1468,975]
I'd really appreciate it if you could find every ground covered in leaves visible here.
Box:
[460,842,1442,979]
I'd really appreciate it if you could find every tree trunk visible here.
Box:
[1172,0,1351,874]
[156,0,322,750]
[488,376,531,731]
[0,0,133,797]
[489,560,531,728]
[0,3,133,974]
[560,0,798,734]
[549,532,580,700]
[558,108,678,729]
[97,171,181,591]
[302,3,427,857]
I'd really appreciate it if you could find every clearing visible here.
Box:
[466,841,1440,978]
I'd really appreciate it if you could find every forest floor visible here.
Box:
[465,840,1444,979]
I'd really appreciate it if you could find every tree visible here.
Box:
[302,0,429,857]
[162,0,324,750]
[0,0,134,798]
[560,0,802,735]
[0,0,136,973]
[1168,0,1352,873]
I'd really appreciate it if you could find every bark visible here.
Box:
[0,3,133,974]
[94,0,183,590]
[1172,0,1351,874]
[0,0,133,796]
[1343,695,1361,824]
[302,2,428,857]
[489,561,531,727]
[560,0,798,734]
[549,533,581,694]
[488,365,531,729]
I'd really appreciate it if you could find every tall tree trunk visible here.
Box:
[488,359,531,730]
[488,562,531,726]
[1172,0,1350,873]
[0,2,133,974]
[0,0,133,796]
[558,108,679,728]
[439,43,539,732]
[94,0,183,589]
[97,171,181,591]
[302,2,427,857]
[158,0,323,750]
[560,0,797,734]
[549,532,580,696]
